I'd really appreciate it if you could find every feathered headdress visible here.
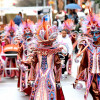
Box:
[35,18,59,46]
[81,9,100,35]
[4,20,18,33]
[63,19,74,30]
[20,19,36,35]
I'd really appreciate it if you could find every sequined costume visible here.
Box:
[17,19,35,91]
[74,10,100,100]
[3,20,19,78]
[22,19,65,100]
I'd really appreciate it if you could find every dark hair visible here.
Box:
[65,15,68,20]
[54,19,59,27]
[62,29,70,34]
[19,12,22,15]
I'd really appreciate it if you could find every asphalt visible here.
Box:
[0,53,93,100]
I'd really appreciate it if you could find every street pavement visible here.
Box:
[60,53,93,100]
[0,78,29,100]
[0,53,93,100]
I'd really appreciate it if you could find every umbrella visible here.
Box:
[65,3,81,9]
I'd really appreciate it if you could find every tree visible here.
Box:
[57,0,64,11]
[95,0,100,4]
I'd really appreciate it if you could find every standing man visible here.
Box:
[14,12,23,26]
[57,29,73,75]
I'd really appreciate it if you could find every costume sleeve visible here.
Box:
[78,50,88,75]
[5,38,9,45]
[21,53,38,81]
[0,39,1,45]
[54,53,61,83]
[90,75,100,99]
[21,55,32,68]
[18,43,23,59]
[28,53,38,81]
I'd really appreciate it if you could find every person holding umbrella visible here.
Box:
[14,12,23,26]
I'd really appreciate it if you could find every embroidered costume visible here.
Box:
[22,19,65,100]
[74,10,100,100]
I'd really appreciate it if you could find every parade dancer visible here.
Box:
[73,10,100,100]
[17,19,35,91]
[0,34,5,80]
[22,18,65,100]
[3,20,19,78]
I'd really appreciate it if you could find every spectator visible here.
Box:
[68,10,78,25]
[54,16,63,32]
[13,12,23,26]
[53,20,59,27]
[57,29,73,74]
[64,14,68,21]
[73,10,78,25]
[75,17,84,32]
[56,10,65,23]
[68,10,73,20]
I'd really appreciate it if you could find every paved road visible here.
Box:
[0,78,29,100]
[61,53,93,100]
[0,53,93,100]
[61,76,93,100]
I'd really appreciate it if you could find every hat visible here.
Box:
[35,19,59,47]
[63,19,74,30]
[81,9,100,35]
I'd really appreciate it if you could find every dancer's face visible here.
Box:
[91,31,100,42]
[24,28,32,40]
[9,29,14,37]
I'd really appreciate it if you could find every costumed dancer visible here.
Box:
[0,34,5,80]
[17,19,36,91]
[3,20,19,78]
[22,18,65,100]
[73,10,100,100]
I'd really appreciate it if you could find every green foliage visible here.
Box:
[95,0,100,4]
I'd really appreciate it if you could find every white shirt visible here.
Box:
[57,34,73,55]
[57,19,63,31]
[56,12,65,21]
